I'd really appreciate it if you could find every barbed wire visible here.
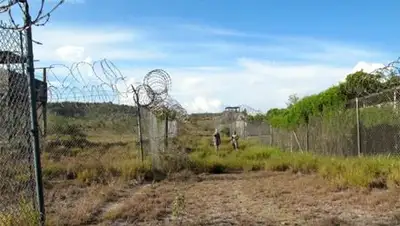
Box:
[46,58,131,106]
[131,69,172,110]
[343,57,400,106]
[152,95,188,121]
[0,0,64,30]
[45,59,187,121]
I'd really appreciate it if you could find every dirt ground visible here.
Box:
[46,171,400,226]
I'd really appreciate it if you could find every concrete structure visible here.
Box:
[220,106,247,137]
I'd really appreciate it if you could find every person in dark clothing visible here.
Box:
[213,129,221,151]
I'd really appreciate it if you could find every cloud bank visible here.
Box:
[31,22,391,113]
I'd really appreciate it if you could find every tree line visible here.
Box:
[249,69,400,129]
[47,102,138,118]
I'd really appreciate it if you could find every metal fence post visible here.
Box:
[23,2,45,224]
[306,122,309,152]
[290,132,293,152]
[42,68,47,139]
[136,103,144,162]
[269,126,273,146]
[355,97,361,157]
[164,114,169,152]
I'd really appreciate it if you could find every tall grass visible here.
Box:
[189,145,400,190]
[41,130,400,190]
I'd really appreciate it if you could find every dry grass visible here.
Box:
[0,200,39,226]
[101,183,175,224]
[45,171,400,225]
[37,129,400,225]
[44,181,140,226]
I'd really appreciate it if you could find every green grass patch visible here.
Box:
[188,145,400,190]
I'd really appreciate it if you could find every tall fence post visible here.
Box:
[23,2,45,224]
[269,126,273,146]
[42,68,47,139]
[290,132,293,152]
[355,97,361,157]
[164,114,169,152]
[136,103,144,162]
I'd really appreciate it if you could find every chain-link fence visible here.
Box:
[39,61,187,189]
[0,27,40,224]
[265,90,400,156]
[269,111,357,155]
[355,88,400,155]
[245,121,271,144]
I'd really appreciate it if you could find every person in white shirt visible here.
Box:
[230,130,239,151]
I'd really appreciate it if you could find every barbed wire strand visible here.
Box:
[0,0,65,30]
[349,57,400,105]
[46,59,187,120]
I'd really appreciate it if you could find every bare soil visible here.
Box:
[46,171,400,226]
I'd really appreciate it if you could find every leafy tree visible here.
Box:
[286,93,299,107]
[339,70,384,99]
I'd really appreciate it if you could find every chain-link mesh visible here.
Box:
[267,109,358,156]
[0,27,39,225]
[266,58,400,156]
[245,121,271,144]
[260,92,400,156]
[356,88,400,155]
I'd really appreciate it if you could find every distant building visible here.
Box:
[220,106,247,137]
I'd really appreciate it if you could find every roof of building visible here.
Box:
[0,51,26,64]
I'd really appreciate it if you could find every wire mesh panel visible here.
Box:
[0,27,39,224]
[268,110,357,156]
[356,90,400,155]
[245,121,271,144]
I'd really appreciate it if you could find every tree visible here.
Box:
[339,71,384,99]
[286,93,299,107]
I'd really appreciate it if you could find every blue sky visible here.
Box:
[17,0,400,112]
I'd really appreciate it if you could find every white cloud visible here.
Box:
[55,45,85,62]
[30,22,391,113]
[351,61,385,73]
[183,96,222,113]
[32,24,165,64]
[44,57,388,113]
[116,59,362,113]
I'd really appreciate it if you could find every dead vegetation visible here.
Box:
[44,171,400,226]
[37,121,400,225]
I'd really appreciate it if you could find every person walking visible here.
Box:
[213,128,221,152]
[230,130,239,151]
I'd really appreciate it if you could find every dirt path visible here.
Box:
[171,171,400,225]
[47,171,400,226]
